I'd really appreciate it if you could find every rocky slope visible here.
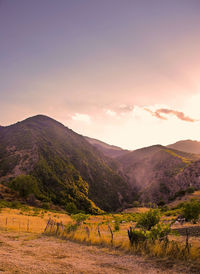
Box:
[116,145,200,204]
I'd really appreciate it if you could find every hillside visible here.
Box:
[168,140,200,154]
[84,136,130,158]
[0,115,131,212]
[116,145,200,204]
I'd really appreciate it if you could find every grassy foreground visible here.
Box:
[0,205,200,267]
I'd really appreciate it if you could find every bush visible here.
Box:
[71,213,88,224]
[65,202,77,214]
[114,217,120,231]
[149,223,171,242]
[132,201,140,207]
[10,200,22,209]
[128,227,147,245]
[65,223,78,233]
[42,202,50,210]
[186,187,195,194]
[157,200,165,207]
[136,209,160,230]
[182,199,200,223]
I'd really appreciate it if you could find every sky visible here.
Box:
[0,0,200,150]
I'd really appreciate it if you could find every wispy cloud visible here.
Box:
[105,109,117,117]
[144,108,167,120]
[72,113,91,123]
[118,104,134,113]
[145,108,198,122]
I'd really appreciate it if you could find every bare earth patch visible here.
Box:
[0,230,198,274]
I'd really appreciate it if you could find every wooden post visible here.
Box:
[108,224,113,245]
[60,221,64,237]
[97,223,101,238]
[185,228,190,253]
[56,222,60,235]
[27,219,30,232]
[5,218,8,230]
[85,226,90,238]
[49,220,53,233]
[44,218,51,233]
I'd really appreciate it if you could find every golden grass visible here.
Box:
[122,207,149,213]
[0,207,71,233]
[1,207,200,265]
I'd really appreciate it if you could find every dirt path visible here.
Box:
[0,230,197,274]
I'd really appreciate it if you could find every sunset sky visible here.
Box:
[0,0,200,149]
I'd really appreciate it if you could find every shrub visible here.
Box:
[10,200,22,209]
[132,201,140,207]
[71,213,88,225]
[149,223,171,242]
[42,202,50,210]
[114,217,120,231]
[136,209,160,230]
[186,187,195,194]
[157,200,165,207]
[182,199,200,223]
[128,227,147,245]
[65,202,77,214]
[65,223,78,233]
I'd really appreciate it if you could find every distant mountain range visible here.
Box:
[0,115,200,212]
[167,140,200,154]
[84,136,129,158]
[86,137,200,204]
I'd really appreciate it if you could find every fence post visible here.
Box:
[49,219,53,233]
[56,222,60,235]
[27,219,30,232]
[185,228,190,253]
[108,224,113,245]
[44,218,51,233]
[97,223,101,238]
[85,226,90,238]
[5,218,8,230]
[60,221,64,237]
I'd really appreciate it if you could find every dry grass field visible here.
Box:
[0,228,193,274]
[0,206,200,273]
[0,207,71,234]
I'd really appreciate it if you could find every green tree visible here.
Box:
[11,175,40,198]
[136,209,160,230]
[182,200,200,223]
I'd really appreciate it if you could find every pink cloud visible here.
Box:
[145,108,198,122]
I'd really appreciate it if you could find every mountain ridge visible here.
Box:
[167,139,200,154]
[0,115,132,212]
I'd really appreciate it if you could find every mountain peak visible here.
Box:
[22,114,59,123]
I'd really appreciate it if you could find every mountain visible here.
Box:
[115,145,200,204]
[84,136,130,158]
[168,140,200,154]
[0,115,131,212]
